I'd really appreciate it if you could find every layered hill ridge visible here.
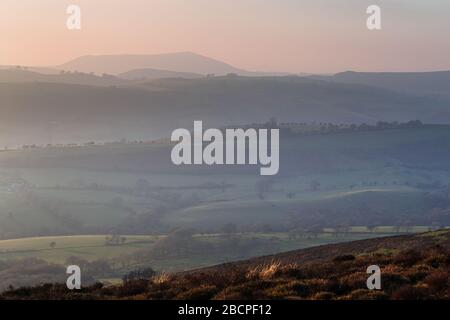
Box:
[1,74,449,147]
[3,54,450,147]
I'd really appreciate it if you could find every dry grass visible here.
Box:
[152,272,172,285]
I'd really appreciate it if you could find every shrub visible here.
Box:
[392,285,430,300]
[213,280,271,300]
[116,279,149,297]
[340,272,367,291]
[246,261,283,280]
[152,273,172,285]
[175,285,219,300]
[382,272,411,292]
[424,253,448,268]
[213,289,246,300]
[182,267,247,288]
[146,287,180,300]
[258,262,282,280]
[273,263,305,279]
[403,269,428,283]
[342,289,388,300]
[311,291,336,300]
[264,280,310,299]
[302,278,330,293]
[263,284,297,299]
[423,271,449,293]
[393,250,423,267]
[333,255,356,263]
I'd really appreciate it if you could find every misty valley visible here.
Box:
[0,117,449,289]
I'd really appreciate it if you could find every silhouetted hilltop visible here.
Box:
[58,52,246,75]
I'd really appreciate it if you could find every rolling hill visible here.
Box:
[2,230,448,299]
[309,70,450,95]
[1,75,449,146]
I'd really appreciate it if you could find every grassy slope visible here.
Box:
[197,229,450,272]
[2,230,448,300]
[2,75,449,146]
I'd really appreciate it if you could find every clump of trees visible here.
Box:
[105,234,127,246]
[280,120,424,137]
[122,268,156,282]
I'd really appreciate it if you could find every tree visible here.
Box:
[255,178,275,200]
[135,178,150,196]
[310,180,320,191]
[286,192,295,199]
[122,267,156,282]
[65,256,89,269]
[307,225,323,239]
[267,117,278,128]
[221,223,237,235]
[111,196,124,208]
[105,234,122,246]
[88,259,113,277]
[403,219,414,233]
[336,223,350,234]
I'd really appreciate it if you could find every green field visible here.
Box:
[0,235,160,264]
[0,230,426,271]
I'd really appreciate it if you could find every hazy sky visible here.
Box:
[1,0,449,73]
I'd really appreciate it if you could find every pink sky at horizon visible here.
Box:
[1,0,450,73]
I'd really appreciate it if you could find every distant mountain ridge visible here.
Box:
[58,52,293,77]
[58,52,246,75]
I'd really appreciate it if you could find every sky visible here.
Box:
[1,0,449,73]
